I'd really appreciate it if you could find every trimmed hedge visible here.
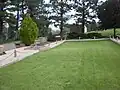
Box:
[67,32,103,39]
[67,32,80,39]
[87,33,102,39]
[47,33,61,42]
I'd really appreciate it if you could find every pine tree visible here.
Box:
[49,0,72,38]
[72,0,98,33]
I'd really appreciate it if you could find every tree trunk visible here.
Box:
[60,0,64,39]
[114,27,116,38]
[15,3,20,40]
[0,18,3,35]
[0,6,4,36]
[21,0,24,15]
[60,18,63,38]
[82,1,85,33]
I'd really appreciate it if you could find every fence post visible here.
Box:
[14,49,17,57]
[117,37,119,41]
[56,40,57,44]
[109,35,111,39]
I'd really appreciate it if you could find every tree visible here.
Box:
[20,15,38,45]
[72,0,99,33]
[24,0,50,37]
[97,0,120,37]
[0,0,8,37]
[35,1,50,37]
[7,0,23,40]
[49,0,72,38]
[11,0,50,38]
[0,0,17,41]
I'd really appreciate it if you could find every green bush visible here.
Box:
[79,33,88,39]
[67,32,88,39]
[47,33,56,41]
[67,32,103,39]
[87,32,103,39]
[20,15,38,45]
[67,32,80,39]
[48,33,61,42]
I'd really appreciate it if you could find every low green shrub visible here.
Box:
[67,32,80,39]
[67,32,103,39]
[87,32,102,39]
[47,33,56,42]
[79,33,88,39]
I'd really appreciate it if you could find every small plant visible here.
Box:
[20,14,38,45]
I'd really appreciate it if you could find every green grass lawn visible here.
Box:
[1,40,120,90]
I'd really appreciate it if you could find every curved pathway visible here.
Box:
[0,41,65,68]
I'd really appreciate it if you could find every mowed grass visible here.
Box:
[0,41,120,90]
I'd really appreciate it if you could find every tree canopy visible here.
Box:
[0,0,120,42]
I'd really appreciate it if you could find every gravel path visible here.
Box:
[0,41,65,68]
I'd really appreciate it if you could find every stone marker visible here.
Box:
[0,45,5,55]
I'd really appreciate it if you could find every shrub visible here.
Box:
[47,33,56,42]
[48,33,61,42]
[79,33,88,39]
[87,32,102,39]
[67,32,80,39]
[67,32,103,39]
[20,15,38,45]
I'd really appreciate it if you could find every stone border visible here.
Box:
[66,38,109,42]
[110,38,120,45]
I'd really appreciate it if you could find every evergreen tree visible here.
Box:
[20,14,38,45]
[0,0,17,41]
[49,0,72,38]
[72,0,98,33]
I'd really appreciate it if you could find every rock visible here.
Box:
[0,45,5,55]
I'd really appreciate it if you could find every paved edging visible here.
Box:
[110,38,120,45]
[66,38,109,42]
[49,40,65,48]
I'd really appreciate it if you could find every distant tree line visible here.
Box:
[0,0,120,43]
